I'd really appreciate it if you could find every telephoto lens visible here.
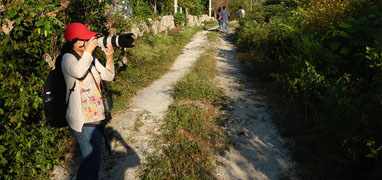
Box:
[97,33,135,49]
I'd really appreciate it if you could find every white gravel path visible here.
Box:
[213,34,297,180]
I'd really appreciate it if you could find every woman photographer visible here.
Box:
[61,22,114,180]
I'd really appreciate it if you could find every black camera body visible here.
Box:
[96,33,135,49]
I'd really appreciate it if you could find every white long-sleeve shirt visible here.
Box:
[61,51,115,132]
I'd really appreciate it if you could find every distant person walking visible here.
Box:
[236,6,245,19]
[220,6,229,33]
[217,7,223,31]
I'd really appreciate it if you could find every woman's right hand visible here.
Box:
[84,37,98,54]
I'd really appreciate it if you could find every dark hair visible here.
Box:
[61,41,76,54]
[55,40,80,69]
[218,7,221,11]
[223,6,226,9]
[239,6,243,9]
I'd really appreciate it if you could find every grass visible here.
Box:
[139,32,227,179]
[110,27,200,113]
[203,20,219,30]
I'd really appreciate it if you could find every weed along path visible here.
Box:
[213,34,297,180]
[100,30,209,180]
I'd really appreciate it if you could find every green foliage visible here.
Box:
[130,0,153,18]
[174,12,185,26]
[0,127,69,179]
[157,0,208,15]
[67,0,108,33]
[229,0,254,15]
[179,0,207,15]
[235,0,382,178]
[0,1,67,178]
[157,0,174,15]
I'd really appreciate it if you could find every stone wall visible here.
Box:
[128,14,215,38]
[186,14,215,27]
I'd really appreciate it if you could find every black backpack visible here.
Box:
[43,54,76,128]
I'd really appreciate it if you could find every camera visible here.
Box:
[96,33,135,49]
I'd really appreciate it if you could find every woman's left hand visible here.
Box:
[103,43,114,59]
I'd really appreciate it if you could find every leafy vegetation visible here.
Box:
[139,32,227,179]
[235,0,382,179]
[174,12,186,26]
[0,0,203,178]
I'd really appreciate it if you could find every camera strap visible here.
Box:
[88,58,103,93]
[88,58,112,123]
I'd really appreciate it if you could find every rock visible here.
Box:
[129,25,141,37]
[149,20,160,35]
[186,15,197,27]
[186,14,213,27]
[199,14,213,23]
[138,22,149,35]
[159,15,175,32]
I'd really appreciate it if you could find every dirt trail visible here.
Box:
[101,30,209,180]
[51,29,297,180]
[213,34,297,180]
[51,31,209,180]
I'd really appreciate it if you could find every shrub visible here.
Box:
[0,0,128,178]
[235,0,382,178]
[174,12,186,26]
[0,1,69,178]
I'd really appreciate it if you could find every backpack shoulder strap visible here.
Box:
[66,81,76,105]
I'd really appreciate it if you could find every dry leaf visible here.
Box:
[1,19,15,35]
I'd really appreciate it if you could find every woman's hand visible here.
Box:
[104,43,114,71]
[84,37,98,54]
[103,43,114,59]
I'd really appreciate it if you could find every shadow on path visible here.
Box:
[100,126,140,180]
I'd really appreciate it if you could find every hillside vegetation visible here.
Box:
[234,0,382,179]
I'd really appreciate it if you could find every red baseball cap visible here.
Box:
[64,22,97,41]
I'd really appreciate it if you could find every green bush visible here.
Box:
[235,0,382,178]
[130,0,153,18]
[0,0,137,178]
[174,12,186,26]
[0,1,69,178]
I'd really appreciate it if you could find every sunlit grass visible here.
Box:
[110,28,200,113]
[139,33,227,179]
